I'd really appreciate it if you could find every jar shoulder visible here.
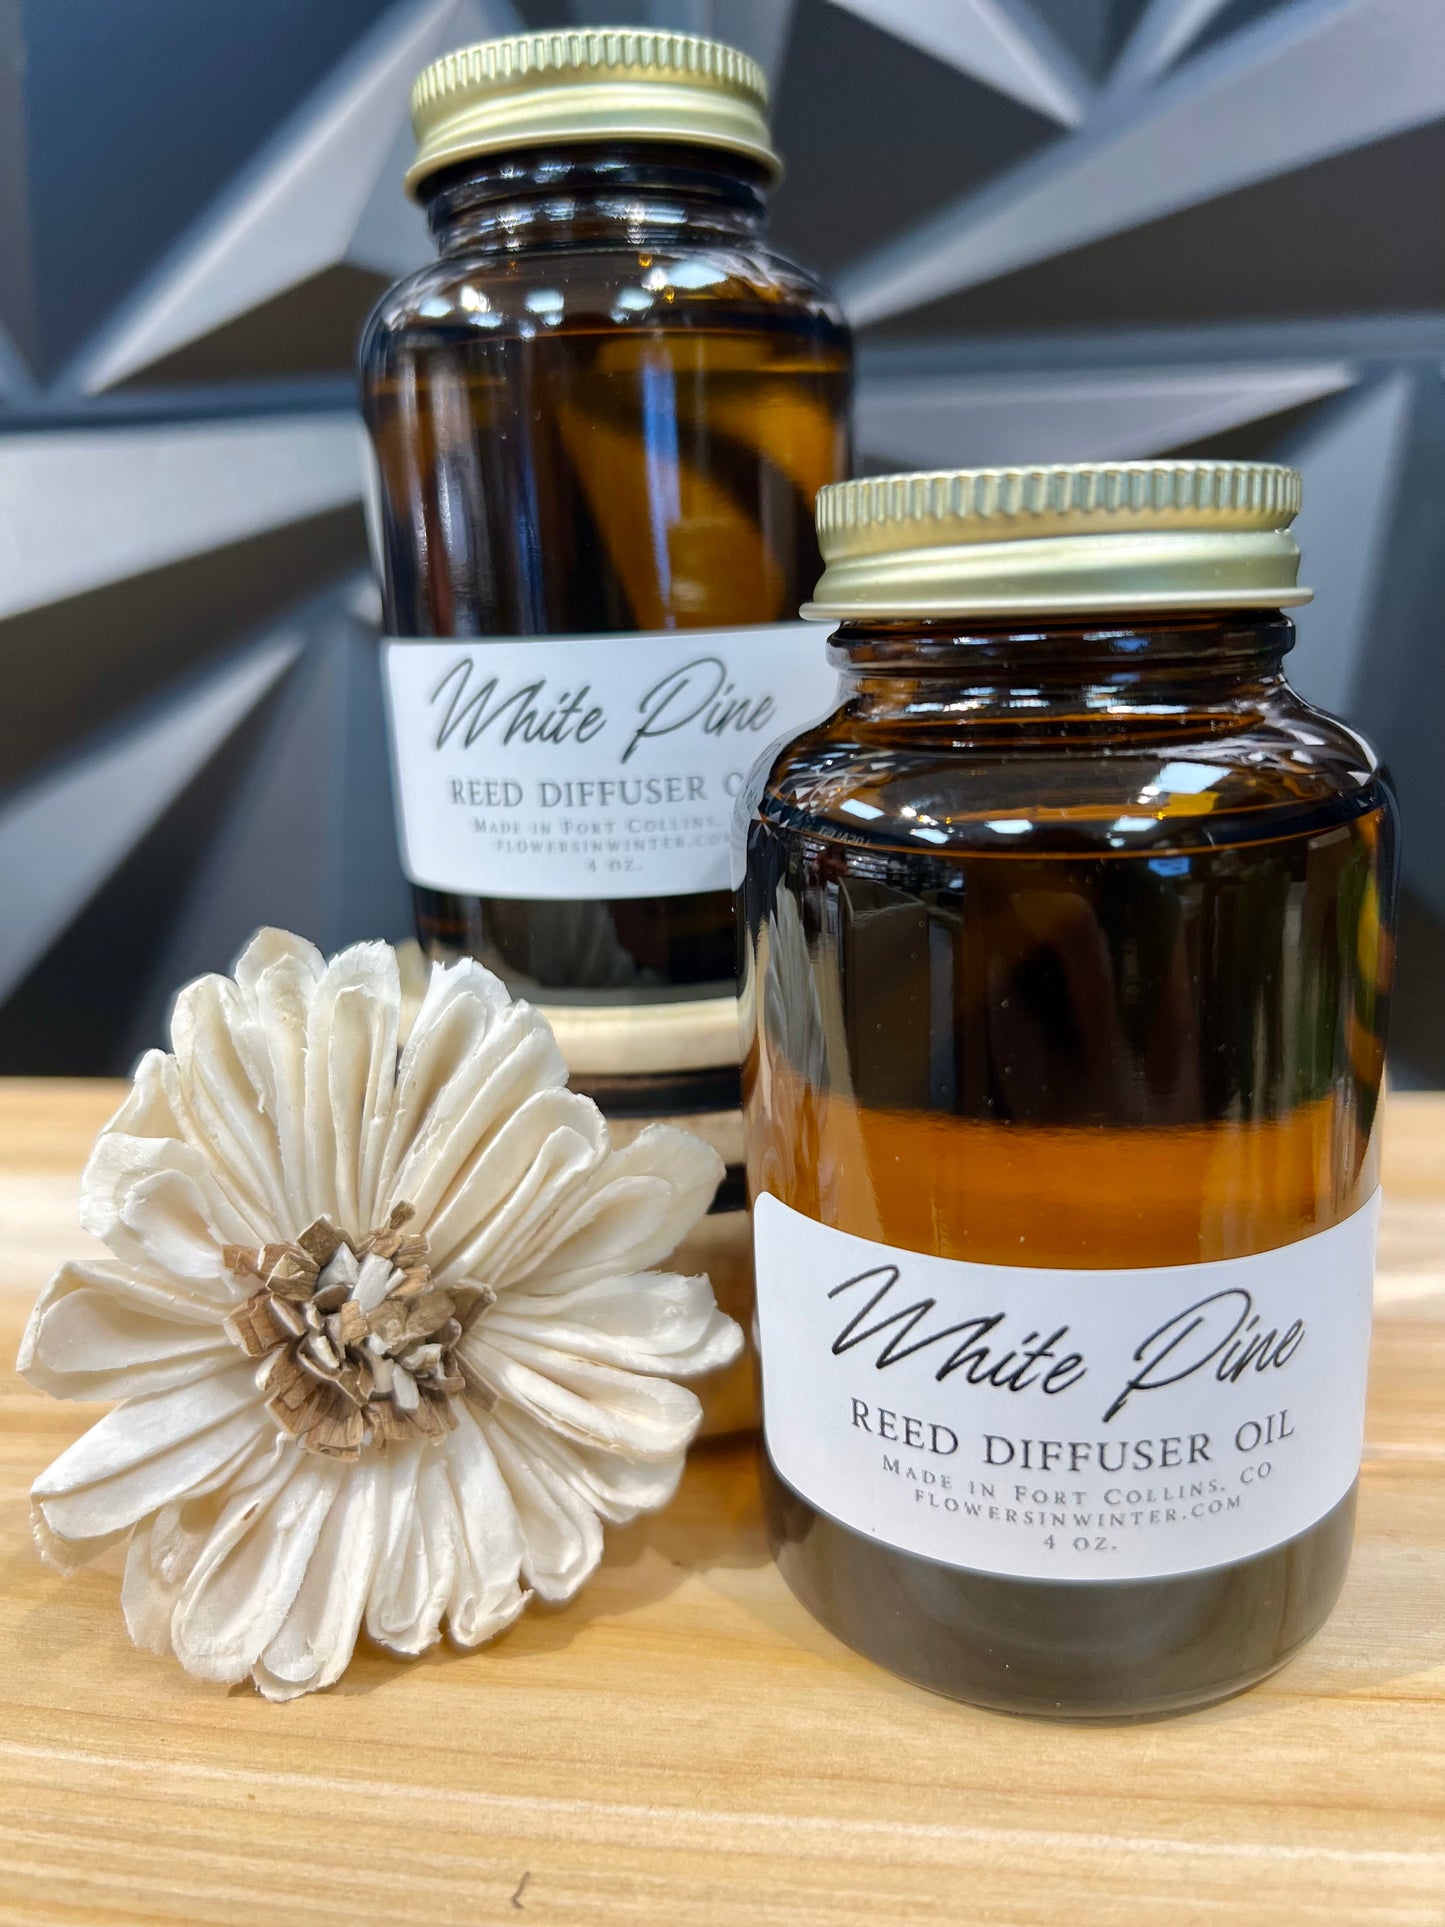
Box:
[759,682,1395,851]
[359,237,848,367]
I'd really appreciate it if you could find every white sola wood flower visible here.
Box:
[19,930,741,1699]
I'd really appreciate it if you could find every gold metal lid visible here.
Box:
[406,29,778,197]
[802,462,1313,620]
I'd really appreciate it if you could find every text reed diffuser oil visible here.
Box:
[738,463,1398,1718]
[361,30,851,1429]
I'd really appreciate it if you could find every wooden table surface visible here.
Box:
[0,1079,1441,1927]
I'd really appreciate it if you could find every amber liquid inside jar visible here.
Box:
[741,610,1398,1718]
[361,143,851,1005]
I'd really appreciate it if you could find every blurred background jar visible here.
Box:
[361,29,852,1431]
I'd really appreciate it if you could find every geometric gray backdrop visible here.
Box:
[2,0,1442,1081]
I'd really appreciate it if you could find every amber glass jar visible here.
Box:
[361,30,850,1031]
[739,464,1398,1719]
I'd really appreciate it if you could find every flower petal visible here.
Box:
[231,928,327,1233]
[31,1361,270,1545]
[482,1271,743,1381]
[80,1134,252,1286]
[365,1443,458,1658]
[440,1404,529,1648]
[19,1259,235,1402]
[103,1049,185,1143]
[30,1506,128,1576]
[25,1255,228,1331]
[169,972,292,1239]
[303,942,400,1233]
[251,1456,387,1699]
[484,1407,603,1602]
[361,1441,426,1653]
[378,962,570,1238]
[426,1091,606,1288]
[490,1405,686,1525]
[503,1126,723,1293]
[122,1491,226,1654]
[169,1451,346,1684]
[232,927,328,992]
[459,1328,704,1462]
[395,939,431,1050]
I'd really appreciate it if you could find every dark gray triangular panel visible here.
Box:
[1280,375,1416,723]
[866,118,1445,337]
[1189,0,1297,63]
[130,579,412,1061]
[1031,0,1149,80]
[1337,370,1445,927]
[838,0,1445,328]
[0,0,37,375]
[113,266,390,389]
[0,506,367,794]
[20,0,402,379]
[0,636,300,1003]
[771,0,1062,278]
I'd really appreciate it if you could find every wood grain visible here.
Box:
[0,1081,1441,1927]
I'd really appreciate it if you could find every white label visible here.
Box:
[754,1192,1379,1583]
[382,625,838,901]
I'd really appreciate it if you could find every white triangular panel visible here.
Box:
[0,638,298,1002]
[347,0,520,275]
[858,361,1354,469]
[1285,372,1416,718]
[339,96,437,283]
[0,415,364,619]
[828,0,1089,125]
[1110,0,1241,90]
[66,0,487,394]
[840,0,1445,326]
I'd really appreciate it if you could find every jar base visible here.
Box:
[763,1455,1355,1723]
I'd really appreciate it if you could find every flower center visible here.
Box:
[221,1204,491,1460]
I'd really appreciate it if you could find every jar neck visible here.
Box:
[422,142,772,256]
[830,610,1295,721]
